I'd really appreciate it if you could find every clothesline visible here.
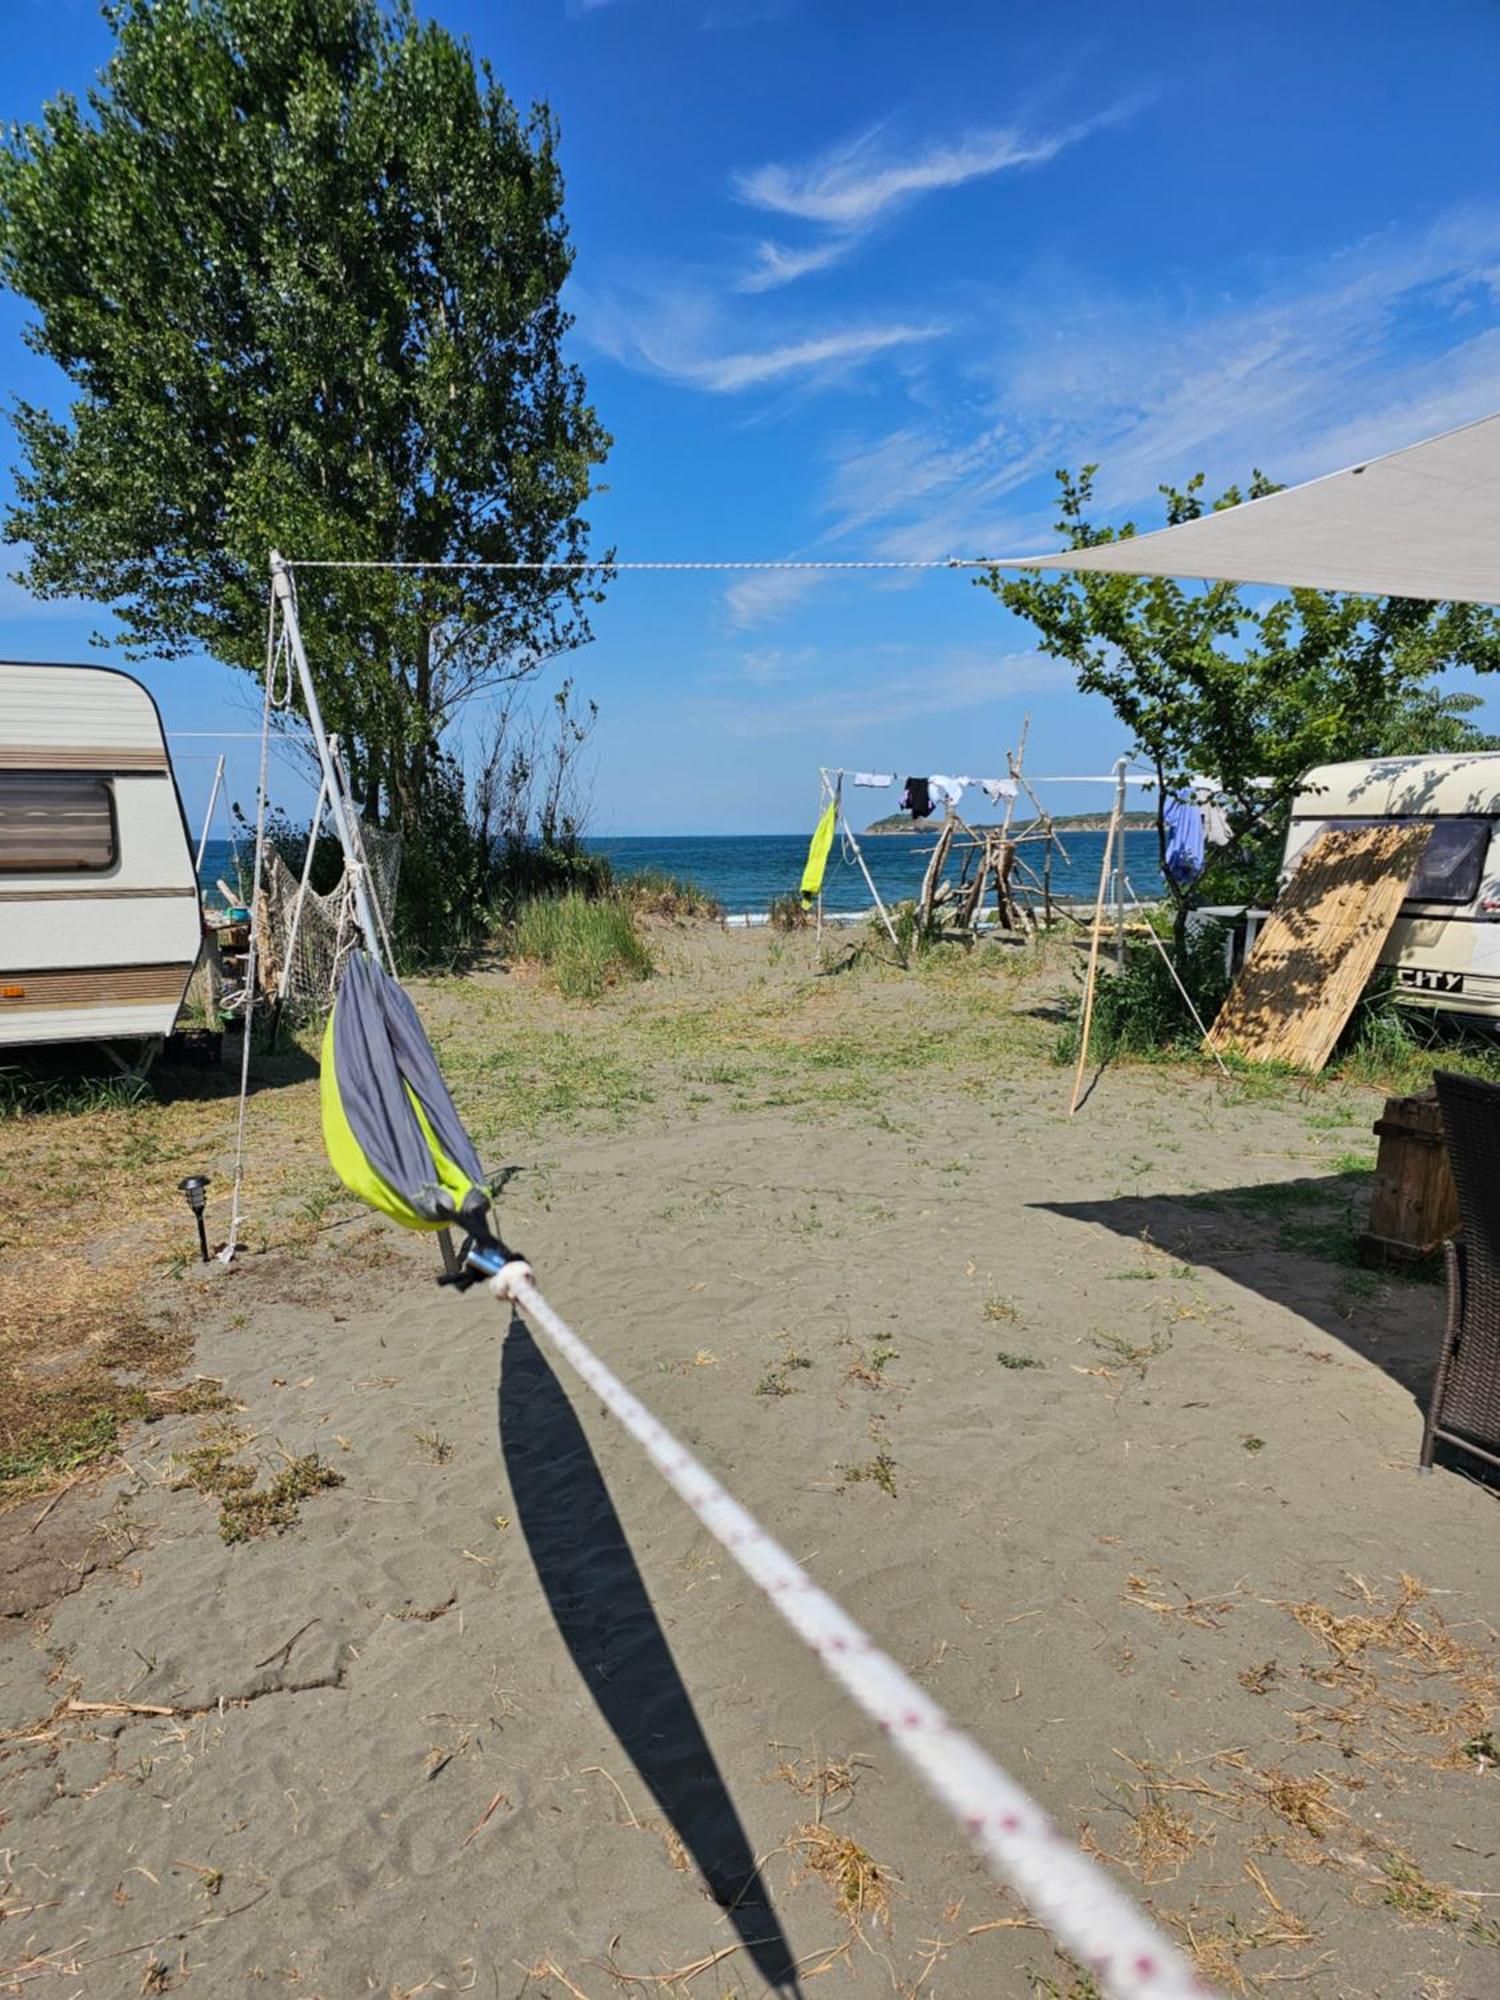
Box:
[285,556,998,572]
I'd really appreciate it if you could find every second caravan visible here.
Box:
[1283,753,1500,1022]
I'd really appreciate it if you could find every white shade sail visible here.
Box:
[997,411,1500,606]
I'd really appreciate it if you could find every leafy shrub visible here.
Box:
[1060,917,1233,1060]
[491,837,615,918]
[769,892,810,931]
[616,867,724,920]
[510,892,653,1000]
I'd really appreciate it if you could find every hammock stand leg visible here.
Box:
[193,754,225,880]
[269,554,385,971]
[841,815,904,963]
[1069,795,1122,1117]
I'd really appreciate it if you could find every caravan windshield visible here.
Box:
[1317,816,1491,906]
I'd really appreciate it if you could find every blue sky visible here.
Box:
[6,1,1500,834]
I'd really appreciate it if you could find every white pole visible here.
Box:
[1111,754,1128,970]
[193,754,226,879]
[841,814,904,960]
[269,552,385,971]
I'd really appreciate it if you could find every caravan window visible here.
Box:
[1408,818,1491,904]
[1320,815,1490,906]
[0,773,117,872]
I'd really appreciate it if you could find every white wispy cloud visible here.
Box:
[723,569,828,628]
[798,207,1500,568]
[577,279,946,394]
[734,107,1131,230]
[997,208,1500,506]
[734,236,856,294]
[693,322,945,391]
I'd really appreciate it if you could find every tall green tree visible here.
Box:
[0,0,611,866]
[981,468,1500,955]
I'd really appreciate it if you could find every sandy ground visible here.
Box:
[2,925,1497,1999]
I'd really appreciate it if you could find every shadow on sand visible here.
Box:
[1036,1170,1444,1403]
[498,1320,799,1992]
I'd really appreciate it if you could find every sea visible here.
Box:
[201,827,1165,919]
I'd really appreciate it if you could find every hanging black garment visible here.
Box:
[902,776,933,820]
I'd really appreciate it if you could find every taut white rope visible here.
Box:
[284,556,993,572]
[488,1261,1208,2000]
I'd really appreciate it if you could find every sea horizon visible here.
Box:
[201,827,1165,919]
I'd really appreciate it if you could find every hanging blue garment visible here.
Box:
[1164,797,1207,886]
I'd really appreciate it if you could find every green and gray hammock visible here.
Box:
[321,951,493,1238]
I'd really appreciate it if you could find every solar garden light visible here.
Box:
[178,1174,212,1263]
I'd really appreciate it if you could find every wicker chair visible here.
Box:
[1425,1071,1500,1474]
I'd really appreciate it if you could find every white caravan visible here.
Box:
[1284,754,1500,1022]
[0,660,202,1050]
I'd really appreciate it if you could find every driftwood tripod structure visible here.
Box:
[911,721,1071,939]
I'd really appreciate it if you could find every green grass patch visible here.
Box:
[173,1432,345,1544]
[510,892,653,1001]
[0,1066,149,1119]
[0,1402,132,1484]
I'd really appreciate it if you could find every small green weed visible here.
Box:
[996,1350,1044,1370]
[839,1452,899,1498]
[755,1342,813,1399]
[1090,1328,1173,1375]
[1028,1970,1103,2000]
[983,1294,1020,1323]
[1378,1851,1500,1944]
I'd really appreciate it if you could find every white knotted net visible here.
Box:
[257,825,402,1019]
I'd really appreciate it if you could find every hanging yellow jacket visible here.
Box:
[800,799,837,908]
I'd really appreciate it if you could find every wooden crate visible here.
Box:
[1358,1088,1459,1268]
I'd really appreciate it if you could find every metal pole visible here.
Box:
[1111,755,1128,970]
[269,552,385,970]
[841,815,904,961]
[194,754,225,880]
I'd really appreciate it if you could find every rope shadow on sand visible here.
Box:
[498,1321,800,1992]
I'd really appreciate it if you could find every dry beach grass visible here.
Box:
[0,920,1497,1997]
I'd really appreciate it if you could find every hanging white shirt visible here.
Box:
[852,772,895,788]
